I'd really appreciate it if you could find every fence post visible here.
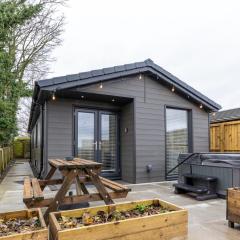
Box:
[4,148,7,170]
[0,149,3,175]
[8,147,10,164]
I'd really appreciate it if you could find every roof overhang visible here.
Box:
[28,59,222,132]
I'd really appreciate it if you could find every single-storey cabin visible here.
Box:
[28,59,221,183]
[210,108,240,152]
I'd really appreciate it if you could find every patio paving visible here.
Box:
[0,159,239,239]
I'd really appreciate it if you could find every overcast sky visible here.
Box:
[48,0,240,110]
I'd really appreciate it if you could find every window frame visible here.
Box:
[164,105,193,180]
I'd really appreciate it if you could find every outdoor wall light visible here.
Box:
[99,82,103,89]
[52,91,56,100]
[171,86,175,92]
[200,104,203,109]
[112,98,115,102]
[139,74,142,80]
[146,164,153,173]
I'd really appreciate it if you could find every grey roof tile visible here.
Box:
[52,76,67,85]
[210,108,240,123]
[102,67,115,74]
[124,63,137,70]
[66,74,79,82]
[78,71,93,79]
[91,69,104,77]
[135,61,146,68]
[114,65,126,72]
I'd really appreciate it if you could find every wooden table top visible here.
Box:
[49,158,102,170]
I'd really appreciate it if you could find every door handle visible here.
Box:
[92,141,97,149]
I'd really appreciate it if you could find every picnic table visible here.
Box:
[23,158,130,223]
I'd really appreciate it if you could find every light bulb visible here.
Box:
[100,82,103,89]
[171,86,175,92]
[200,104,203,109]
[139,74,142,80]
[52,92,56,100]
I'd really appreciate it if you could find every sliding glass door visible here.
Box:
[166,108,191,179]
[76,109,119,178]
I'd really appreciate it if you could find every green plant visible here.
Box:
[135,204,148,214]
[0,0,65,143]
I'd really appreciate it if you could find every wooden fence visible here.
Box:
[0,147,13,176]
[210,120,240,152]
[13,138,30,159]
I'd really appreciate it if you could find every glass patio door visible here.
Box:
[76,109,119,178]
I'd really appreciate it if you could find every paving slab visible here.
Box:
[0,160,239,239]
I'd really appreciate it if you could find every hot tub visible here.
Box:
[178,153,240,197]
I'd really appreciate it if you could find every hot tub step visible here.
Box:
[173,183,208,194]
[183,173,217,182]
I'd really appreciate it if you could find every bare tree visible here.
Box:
[17,98,32,136]
[14,0,66,85]
[15,0,67,136]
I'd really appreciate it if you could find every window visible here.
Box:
[166,107,191,178]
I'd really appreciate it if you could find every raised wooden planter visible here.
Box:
[227,188,240,228]
[49,199,188,240]
[0,208,48,240]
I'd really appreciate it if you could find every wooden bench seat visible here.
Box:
[23,177,44,202]
[99,176,130,193]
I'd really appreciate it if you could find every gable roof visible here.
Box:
[28,58,221,131]
[210,108,240,123]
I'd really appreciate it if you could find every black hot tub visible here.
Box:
[178,153,240,197]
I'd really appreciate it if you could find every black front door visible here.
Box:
[75,109,120,178]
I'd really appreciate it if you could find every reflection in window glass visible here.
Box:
[101,114,117,172]
[77,112,95,160]
[166,108,189,177]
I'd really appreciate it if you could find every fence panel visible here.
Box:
[210,120,240,152]
[13,138,30,159]
[0,146,13,176]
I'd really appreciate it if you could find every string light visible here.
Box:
[99,82,103,89]
[112,98,115,102]
[171,86,175,92]
[81,95,84,99]
[52,91,56,100]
